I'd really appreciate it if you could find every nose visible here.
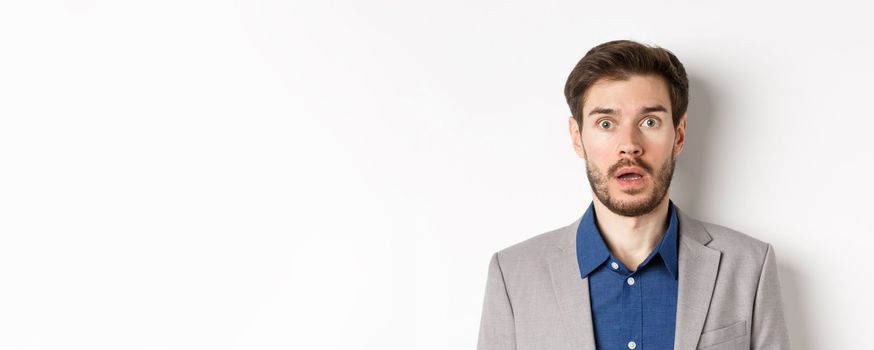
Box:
[618,127,644,157]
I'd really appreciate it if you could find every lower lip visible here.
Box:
[616,175,646,187]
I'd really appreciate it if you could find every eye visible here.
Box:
[598,120,613,129]
[642,117,659,128]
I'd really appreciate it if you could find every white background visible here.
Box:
[0,1,871,349]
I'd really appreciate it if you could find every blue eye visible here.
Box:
[642,117,658,127]
[599,120,613,129]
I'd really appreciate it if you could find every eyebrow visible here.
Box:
[640,105,668,115]
[587,104,669,118]
[587,107,616,117]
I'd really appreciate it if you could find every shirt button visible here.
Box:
[610,262,619,270]
[626,277,635,285]
[627,340,637,349]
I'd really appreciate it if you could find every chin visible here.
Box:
[612,184,649,196]
[613,197,653,208]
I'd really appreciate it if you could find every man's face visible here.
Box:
[568,74,687,217]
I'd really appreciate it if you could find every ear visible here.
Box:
[673,113,687,156]
[568,116,586,159]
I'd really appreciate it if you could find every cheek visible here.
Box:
[580,131,612,151]
[580,139,609,160]
[640,131,676,151]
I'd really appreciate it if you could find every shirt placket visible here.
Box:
[620,264,643,349]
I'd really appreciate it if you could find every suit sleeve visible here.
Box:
[751,243,791,349]
[477,252,516,350]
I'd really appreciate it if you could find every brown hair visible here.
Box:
[564,40,688,130]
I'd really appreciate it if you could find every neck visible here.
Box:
[591,195,671,271]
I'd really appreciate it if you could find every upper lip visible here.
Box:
[615,167,645,178]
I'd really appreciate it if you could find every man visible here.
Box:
[476,40,789,350]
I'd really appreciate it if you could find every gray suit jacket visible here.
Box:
[477,206,790,350]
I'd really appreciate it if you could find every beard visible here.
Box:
[583,147,677,217]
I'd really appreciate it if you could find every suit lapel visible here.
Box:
[547,217,597,350]
[674,208,722,349]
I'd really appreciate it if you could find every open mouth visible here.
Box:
[615,167,646,186]
[617,173,643,180]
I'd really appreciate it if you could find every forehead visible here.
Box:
[582,74,671,115]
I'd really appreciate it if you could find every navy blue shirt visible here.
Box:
[576,200,679,350]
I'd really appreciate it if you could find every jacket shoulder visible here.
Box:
[697,218,772,259]
[493,219,577,267]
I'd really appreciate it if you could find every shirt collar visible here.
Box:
[575,199,680,280]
